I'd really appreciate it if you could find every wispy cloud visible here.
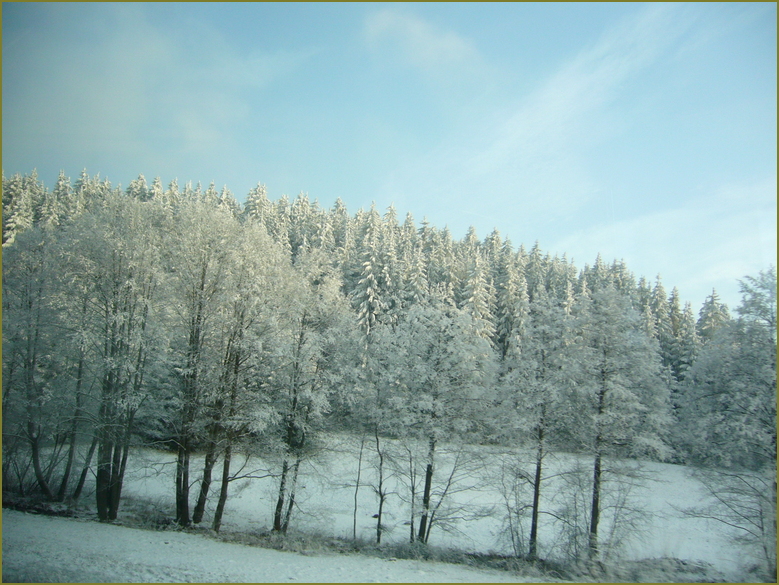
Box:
[551,175,777,308]
[3,4,314,177]
[381,4,694,225]
[364,9,483,76]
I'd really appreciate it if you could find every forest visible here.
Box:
[2,169,776,579]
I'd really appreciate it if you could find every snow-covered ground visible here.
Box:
[1,434,760,582]
[1,509,541,583]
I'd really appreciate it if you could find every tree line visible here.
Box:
[2,169,775,573]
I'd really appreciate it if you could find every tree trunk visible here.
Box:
[175,440,191,526]
[59,301,89,502]
[193,441,218,524]
[96,437,113,522]
[108,442,123,520]
[43,433,67,487]
[28,426,54,500]
[178,285,204,527]
[212,443,233,533]
[417,437,436,543]
[107,412,135,521]
[57,386,84,501]
[211,342,241,533]
[57,431,77,501]
[273,459,290,532]
[588,372,607,561]
[353,435,365,541]
[281,458,301,533]
[375,430,386,544]
[770,476,777,581]
[528,414,545,560]
[408,448,416,544]
[589,450,602,559]
[72,435,98,501]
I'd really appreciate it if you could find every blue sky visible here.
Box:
[3,2,776,311]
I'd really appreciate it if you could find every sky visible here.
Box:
[3,2,776,311]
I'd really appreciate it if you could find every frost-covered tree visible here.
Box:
[350,205,390,337]
[328,197,355,269]
[370,301,497,543]
[696,289,731,344]
[125,174,149,202]
[567,285,670,560]
[399,243,429,309]
[650,278,674,373]
[737,268,777,334]
[460,256,496,343]
[680,268,776,470]
[2,227,68,499]
[164,200,238,526]
[37,170,70,229]
[218,185,240,217]
[187,220,289,528]
[2,171,40,246]
[56,193,167,521]
[242,182,272,225]
[265,250,360,533]
[422,222,457,302]
[497,284,573,560]
[493,244,529,359]
[679,268,776,579]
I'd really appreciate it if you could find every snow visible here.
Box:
[1,510,541,583]
[1,435,757,582]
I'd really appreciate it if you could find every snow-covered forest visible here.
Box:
[2,169,776,581]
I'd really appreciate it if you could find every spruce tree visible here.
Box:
[697,289,731,344]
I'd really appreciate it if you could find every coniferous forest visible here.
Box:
[2,169,776,578]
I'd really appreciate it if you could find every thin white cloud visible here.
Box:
[364,9,483,77]
[4,4,313,174]
[550,175,777,309]
[381,4,693,222]
[467,4,691,204]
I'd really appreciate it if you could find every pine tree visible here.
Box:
[218,185,240,217]
[525,242,548,302]
[125,174,149,201]
[494,243,530,359]
[164,178,181,209]
[651,277,675,374]
[425,225,456,303]
[330,197,354,266]
[289,192,314,255]
[2,173,36,246]
[398,211,418,263]
[267,195,292,255]
[584,253,612,292]
[243,183,272,225]
[460,255,496,343]
[40,170,72,229]
[350,205,391,336]
[149,176,166,206]
[697,289,731,344]
[610,259,637,302]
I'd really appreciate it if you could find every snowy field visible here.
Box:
[1,509,540,583]
[2,434,760,582]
